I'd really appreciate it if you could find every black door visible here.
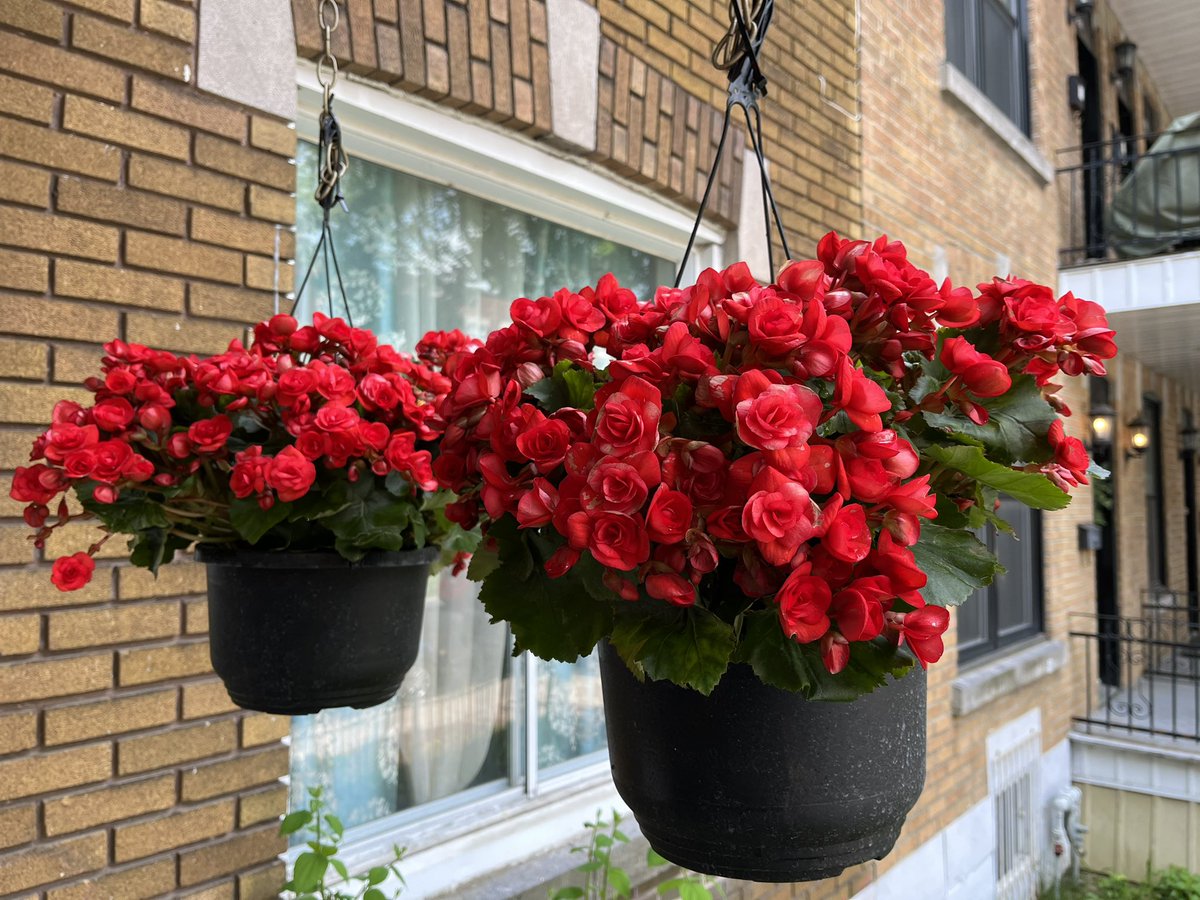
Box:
[1077,38,1105,259]
[1183,410,1198,633]
[1091,378,1119,685]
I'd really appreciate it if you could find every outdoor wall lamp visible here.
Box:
[1068,0,1093,29]
[1180,423,1200,456]
[1088,401,1116,450]
[1126,413,1150,460]
[1113,40,1137,85]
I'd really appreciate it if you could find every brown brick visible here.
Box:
[0,206,118,262]
[0,566,113,612]
[55,259,184,311]
[72,14,189,80]
[238,862,287,900]
[44,774,175,836]
[119,641,211,686]
[131,77,244,140]
[0,247,49,292]
[0,743,112,802]
[125,311,247,353]
[0,32,125,102]
[0,832,108,893]
[180,745,288,802]
[56,177,188,235]
[0,383,93,424]
[0,804,36,850]
[118,719,236,775]
[0,293,120,342]
[49,602,180,651]
[189,283,276,323]
[0,0,62,37]
[0,73,56,124]
[184,599,208,634]
[68,0,135,20]
[0,159,51,208]
[180,883,235,900]
[44,689,178,745]
[178,825,285,886]
[238,784,287,827]
[0,117,122,181]
[0,711,38,756]
[249,116,296,156]
[115,798,235,862]
[245,253,292,292]
[0,613,41,655]
[139,0,195,42]
[248,184,296,224]
[47,857,177,900]
[182,679,236,719]
[128,155,245,211]
[62,95,191,160]
[125,232,243,284]
[0,337,46,378]
[119,561,205,600]
[194,134,296,192]
[241,713,289,748]
[192,208,289,256]
[53,344,108,383]
[0,653,112,704]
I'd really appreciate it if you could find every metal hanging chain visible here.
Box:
[292,0,353,325]
[675,0,790,287]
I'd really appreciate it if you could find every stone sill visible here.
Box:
[939,62,1055,185]
[952,637,1066,717]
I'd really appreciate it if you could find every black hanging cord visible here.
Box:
[291,0,353,326]
[675,0,790,286]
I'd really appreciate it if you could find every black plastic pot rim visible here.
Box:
[194,544,439,569]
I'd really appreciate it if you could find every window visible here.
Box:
[945,0,1031,134]
[987,710,1041,900]
[1144,395,1166,589]
[957,497,1043,663]
[282,62,724,874]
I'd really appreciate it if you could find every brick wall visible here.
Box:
[0,2,294,897]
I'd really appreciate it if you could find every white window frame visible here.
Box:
[286,61,725,895]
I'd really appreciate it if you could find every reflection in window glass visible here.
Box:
[289,142,673,830]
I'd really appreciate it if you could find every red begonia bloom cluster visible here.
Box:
[434,233,1114,678]
[12,313,459,592]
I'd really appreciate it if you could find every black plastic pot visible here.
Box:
[598,641,927,882]
[197,546,436,716]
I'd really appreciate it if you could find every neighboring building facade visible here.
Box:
[0,1,1196,899]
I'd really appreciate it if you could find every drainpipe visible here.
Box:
[1051,786,1088,890]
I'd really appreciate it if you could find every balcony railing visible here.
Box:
[1070,604,1200,744]
[1057,132,1200,268]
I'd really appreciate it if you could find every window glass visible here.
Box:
[944,0,1030,134]
[289,141,674,830]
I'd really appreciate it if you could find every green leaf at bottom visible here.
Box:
[609,604,735,695]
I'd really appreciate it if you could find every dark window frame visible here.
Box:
[945,0,1032,135]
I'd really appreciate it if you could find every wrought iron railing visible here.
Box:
[1057,133,1200,268]
[1070,606,1200,743]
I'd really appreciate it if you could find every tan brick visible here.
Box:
[0,247,49,292]
[238,862,287,900]
[180,883,235,900]
[130,77,245,141]
[0,430,39,468]
[0,159,51,208]
[0,711,38,756]
[55,259,184,311]
[187,283,275,324]
[240,713,289,748]
[194,134,296,191]
[56,177,188,235]
[238,784,287,827]
[52,344,107,383]
[0,383,94,424]
[245,253,292,292]
[0,832,108,893]
[0,743,112,802]
[0,0,62,37]
[184,598,209,634]
[0,337,46,379]
[0,653,112,704]
[178,825,285,887]
[0,117,122,182]
[44,774,175,836]
[119,641,211,686]
[0,525,35,563]
[0,613,41,655]
[118,719,236,775]
[139,0,195,42]
[68,0,135,20]
[125,232,243,284]
[182,679,236,719]
[72,14,189,80]
[125,311,247,353]
[247,184,296,224]
[0,566,113,612]
[0,73,56,124]
[115,798,235,862]
[47,857,177,900]
[62,95,191,160]
[0,206,119,262]
[192,208,292,256]
[249,116,296,156]
[50,521,136,560]
[180,745,288,802]
[44,689,178,745]
[128,155,245,211]
[119,561,205,600]
[0,293,120,343]
[0,804,36,850]
[0,32,125,102]
[49,601,180,651]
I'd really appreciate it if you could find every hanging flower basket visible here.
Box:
[11,314,478,715]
